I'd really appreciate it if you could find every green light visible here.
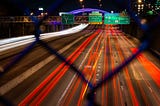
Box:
[89,11,102,24]
[61,14,74,24]
[147,10,154,15]
[104,13,130,24]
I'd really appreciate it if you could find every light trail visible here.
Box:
[131,48,160,87]
[109,28,119,106]
[121,33,160,105]
[112,29,139,106]
[116,30,160,105]
[105,28,112,106]
[102,27,108,105]
[101,30,105,106]
[0,24,88,52]
[56,34,94,105]
[32,34,99,105]
[62,30,102,106]
[113,30,124,106]
[18,29,101,106]
[5,25,159,105]
[78,47,103,106]
[136,64,160,104]
[77,31,103,105]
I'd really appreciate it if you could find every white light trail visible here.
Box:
[0,24,88,52]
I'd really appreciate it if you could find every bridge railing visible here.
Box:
[0,16,62,23]
[0,16,96,24]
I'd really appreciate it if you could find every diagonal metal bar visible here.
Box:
[87,39,150,106]
[38,39,94,89]
[0,41,37,77]
[0,0,159,105]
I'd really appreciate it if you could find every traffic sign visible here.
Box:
[104,13,130,24]
[61,14,74,24]
[89,11,102,24]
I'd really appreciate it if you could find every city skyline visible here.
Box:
[0,0,158,16]
[1,0,129,16]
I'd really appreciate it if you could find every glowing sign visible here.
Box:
[104,13,130,24]
[62,14,74,24]
[89,11,102,24]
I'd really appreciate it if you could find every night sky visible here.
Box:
[0,0,129,16]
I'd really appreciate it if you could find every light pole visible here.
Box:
[80,0,83,3]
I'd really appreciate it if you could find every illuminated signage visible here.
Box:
[62,14,74,24]
[104,13,130,24]
[89,11,102,24]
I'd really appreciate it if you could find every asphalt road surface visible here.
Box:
[0,25,159,106]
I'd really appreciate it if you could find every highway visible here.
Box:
[0,25,159,106]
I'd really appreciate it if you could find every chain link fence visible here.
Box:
[0,0,160,106]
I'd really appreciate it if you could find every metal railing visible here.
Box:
[0,16,91,24]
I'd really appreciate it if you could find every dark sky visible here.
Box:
[0,0,129,16]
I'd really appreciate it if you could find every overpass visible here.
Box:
[0,8,119,24]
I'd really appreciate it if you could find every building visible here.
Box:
[131,0,158,17]
[155,0,160,13]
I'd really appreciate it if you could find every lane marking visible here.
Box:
[77,31,103,106]
[97,69,100,72]
[0,35,86,95]
[56,74,76,106]
[19,30,102,105]
[57,30,101,105]
[96,73,99,76]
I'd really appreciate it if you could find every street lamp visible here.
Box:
[38,7,44,11]
[38,7,45,16]
[99,4,102,7]
[80,0,83,2]
[138,0,142,3]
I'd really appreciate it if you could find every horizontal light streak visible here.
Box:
[0,24,88,52]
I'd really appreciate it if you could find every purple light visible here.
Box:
[69,8,109,15]
[49,21,61,25]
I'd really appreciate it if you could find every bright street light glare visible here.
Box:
[38,8,44,11]
[138,0,142,3]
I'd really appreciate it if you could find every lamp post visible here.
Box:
[138,0,142,3]
[80,0,83,3]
